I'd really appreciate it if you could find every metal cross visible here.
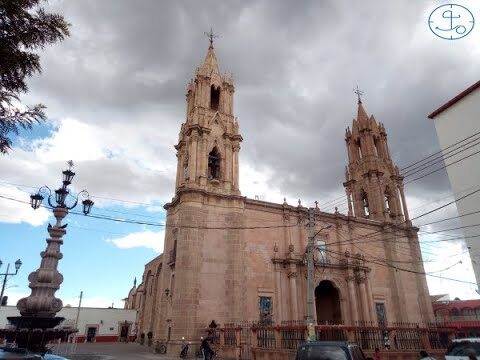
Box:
[353,85,364,104]
[204,28,219,48]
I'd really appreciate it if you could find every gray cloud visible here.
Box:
[16,0,478,211]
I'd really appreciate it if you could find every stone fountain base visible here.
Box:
[0,316,75,353]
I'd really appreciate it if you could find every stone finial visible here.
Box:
[288,243,294,253]
[283,197,287,205]
[334,206,339,214]
[133,277,137,288]
[315,201,319,209]
[298,199,302,207]
[273,243,279,253]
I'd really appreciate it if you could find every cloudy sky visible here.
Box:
[1,0,479,308]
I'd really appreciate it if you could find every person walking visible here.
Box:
[200,336,214,360]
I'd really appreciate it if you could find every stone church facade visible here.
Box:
[125,44,433,348]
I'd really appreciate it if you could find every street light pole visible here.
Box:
[0,259,23,309]
[306,207,332,341]
[306,208,315,338]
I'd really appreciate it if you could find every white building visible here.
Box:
[428,80,480,288]
[0,306,137,342]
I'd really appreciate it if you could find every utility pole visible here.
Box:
[73,291,83,343]
[306,207,316,340]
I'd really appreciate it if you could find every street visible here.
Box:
[53,342,182,360]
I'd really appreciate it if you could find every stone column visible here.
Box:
[357,275,370,322]
[17,207,67,317]
[398,183,410,222]
[288,271,298,320]
[199,136,207,186]
[175,152,182,189]
[189,130,198,183]
[232,145,240,190]
[365,271,377,323]
[346,275,359,324]
[346,188,353,216]
[225,142,232,184]
[274,264,283,323]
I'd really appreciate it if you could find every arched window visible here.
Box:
[356,139,362,159]
[208,147,221,180]
[361,190,369,216]
[316,240,327,264]
[210,85,220,111]
[373,138,379,157]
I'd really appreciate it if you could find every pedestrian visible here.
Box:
[375,348,381,360]
[420,350,437,360]
[201,336,214,360]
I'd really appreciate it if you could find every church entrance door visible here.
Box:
[315,280,342,324]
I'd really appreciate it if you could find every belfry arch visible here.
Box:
[315,280,342,324]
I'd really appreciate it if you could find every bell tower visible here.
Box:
[343,95,410,223]
[174,39,242,196]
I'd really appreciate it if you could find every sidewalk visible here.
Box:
[52,342,187,360]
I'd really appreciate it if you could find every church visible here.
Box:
[125,41,434,349]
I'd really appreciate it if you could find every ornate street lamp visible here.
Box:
[0,259,22,309]
[29,160,94,215]
[1,161,95,353]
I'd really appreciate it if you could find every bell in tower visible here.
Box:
[343,89,410,223]
[174,31,242,197]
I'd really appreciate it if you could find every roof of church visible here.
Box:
[201,45,220,75]
[428,80,480,119]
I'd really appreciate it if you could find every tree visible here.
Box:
[0,0,70,154]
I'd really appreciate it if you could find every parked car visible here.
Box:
[446,338,480,360]
[296,341,368,360]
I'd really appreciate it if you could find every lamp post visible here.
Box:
[306,207,332,340]
[0,259,22,308]
[0,160,94,353]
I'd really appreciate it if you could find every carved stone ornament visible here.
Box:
[287,272,297,279]
[273,243,279,253]
[288,243,294,253]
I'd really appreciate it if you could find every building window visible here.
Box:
[259,296,272,325]
[210,85,220,111]
[316,240,327,264]
[376,303,386,326]
[208,147,221,180]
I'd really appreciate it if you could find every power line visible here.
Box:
[400,129,480,171]
[405,148,480,185]
[0,194,300,231]
[402,135,480,177]
[323,246,475,285]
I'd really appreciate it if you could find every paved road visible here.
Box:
[52,342,183,360]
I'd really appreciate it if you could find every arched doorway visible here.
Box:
[315,280,342,324]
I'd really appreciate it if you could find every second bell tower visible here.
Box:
[343,97,410,223]
[174,42,242,196]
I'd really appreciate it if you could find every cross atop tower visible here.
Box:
[204,28,219,48]
[353,85,364,104]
